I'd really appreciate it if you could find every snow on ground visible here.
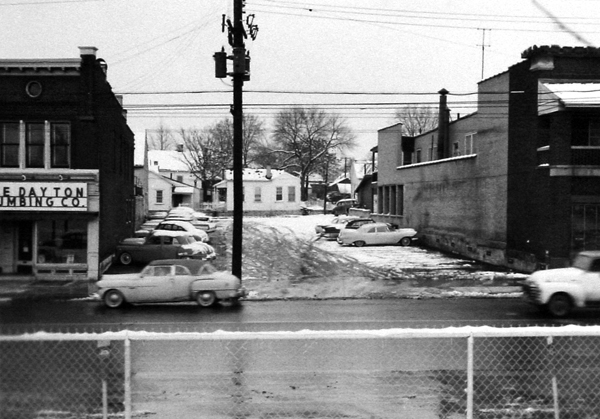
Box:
[246,214,526,281]
[214,214,526,300]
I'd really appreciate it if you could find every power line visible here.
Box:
[0,0,99,5]
[254,0,600,24]
[251,2,600,33]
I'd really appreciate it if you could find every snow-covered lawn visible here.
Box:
[213,214,526,300]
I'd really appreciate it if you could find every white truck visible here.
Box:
[522,250,600,317]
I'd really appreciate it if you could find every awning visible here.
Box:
[173,186,194,194]
[538,82,600,115]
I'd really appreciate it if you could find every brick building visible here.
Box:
[373,46,600,272]
[0,47,135,281]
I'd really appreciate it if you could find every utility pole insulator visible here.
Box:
[213,50,228,78]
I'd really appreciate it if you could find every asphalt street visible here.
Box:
[1,297,593,335]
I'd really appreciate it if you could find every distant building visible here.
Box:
[146,149,202,211]
[213,168,301,215]
[373,45,600,272]
[0,47,135,281]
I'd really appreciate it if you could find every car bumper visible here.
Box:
[217,287,247,300]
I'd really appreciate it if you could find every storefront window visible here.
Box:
[37,219,87,264]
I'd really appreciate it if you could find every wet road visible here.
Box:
[1,297,598,334]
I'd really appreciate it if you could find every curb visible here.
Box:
[0,282,523,303]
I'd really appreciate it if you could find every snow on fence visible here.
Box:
[3,326,600,418]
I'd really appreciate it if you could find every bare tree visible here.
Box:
[394,105,439,136]
[147,122,176,150]
[177,127,231,200]
[271,107,355,201]
[210,115,266,167]
[176,115,267,201]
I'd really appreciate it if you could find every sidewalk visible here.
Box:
[0,277,522,303]
[0,279,91,302]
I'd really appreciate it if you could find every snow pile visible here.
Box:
[210,214,524,300]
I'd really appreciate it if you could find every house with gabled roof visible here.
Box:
[213,168,301,215]
[146,149,202,210]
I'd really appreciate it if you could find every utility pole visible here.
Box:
[477,28,490,80]
[231,0,244,280]
[214,0,258,280]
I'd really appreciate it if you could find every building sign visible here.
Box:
[0,182,88,211]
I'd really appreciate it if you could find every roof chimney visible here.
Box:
[78,46,98,57]
[437,88,449,159]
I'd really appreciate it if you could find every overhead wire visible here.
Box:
[0,0,99,5]
[250,2,600,33]
[252,0,600,27]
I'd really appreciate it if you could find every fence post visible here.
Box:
[548,336,560,419]
[467,333,474,419]
[124,334,131,419]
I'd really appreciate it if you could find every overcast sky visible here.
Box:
[2,0,599,159]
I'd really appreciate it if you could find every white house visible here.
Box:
[146,149,202,210]
[213,168,301,214]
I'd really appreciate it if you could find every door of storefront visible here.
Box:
[572,204,600,254]
[16,221,33,274]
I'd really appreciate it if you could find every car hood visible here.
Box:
[527,267,583,283]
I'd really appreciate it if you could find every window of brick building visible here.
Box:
[0,123,19,167]
[0,121,71,169]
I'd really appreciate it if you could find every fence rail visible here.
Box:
[3,326,600,419]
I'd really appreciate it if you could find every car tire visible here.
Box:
[119,252,133,265]
[353,241,366,247]
[399,237,412,246]
[196,291,217,307]
[547,293,572,318]
[104,289,126,308]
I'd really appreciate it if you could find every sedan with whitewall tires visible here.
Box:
[337,222,417,247]
[96,259,247,308]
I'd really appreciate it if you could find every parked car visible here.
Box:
[167,206,195,217]
[331,198,358,216]
[315,216,370,240]
[96,259,247,308]
[147,210,169,220]
[164,215,217,233]
[136,219,162,237]
[151,231,215,258]
[115,232,214,265]
[154,220,209,242]
[522,250,600,317]
[337,222,417,247]
[345,218,376,230]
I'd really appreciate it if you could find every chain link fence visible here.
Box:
[3,327,600,418]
